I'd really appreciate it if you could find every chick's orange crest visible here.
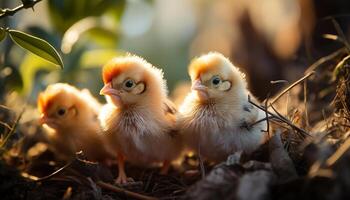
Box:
[102,55,151,84]
[102,60,122,84]
[189,52,223,79]
[38,92,54,114]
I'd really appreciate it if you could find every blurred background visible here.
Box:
[1,0,350,103]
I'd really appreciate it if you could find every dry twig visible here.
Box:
[305,47,347,74]
[0,0,43,19]
[270,71,315,106]
[0,107,25,149]
[35,160,74,182]
[96,181,158,200]
[248,96,311,138]
[331,18,350,53]
[197,143,206,179]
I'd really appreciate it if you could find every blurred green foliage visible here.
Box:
[0,28,5,42]
[1,0,127,102]
[48,0,125,34]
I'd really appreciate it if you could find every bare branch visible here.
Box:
[331,18,350,53]
[305,47,347,74]
[0,0,43,19]
[0,107,25,149]
[96,181,158,200]
[270,71,315,106]
[248,96,311,138]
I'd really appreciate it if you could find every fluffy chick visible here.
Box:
[178,52,267,162]
[37,83,114,162]
[99,54,182,184]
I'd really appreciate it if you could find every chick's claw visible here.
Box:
[160,160,171,175]
[115,172,134,185]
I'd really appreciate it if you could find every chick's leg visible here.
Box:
[160,160,170,175]
[116,153,128,184]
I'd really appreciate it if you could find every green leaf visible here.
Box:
[19,53,58,94]
[79,49,125,69]
[0,27,6,42]
[8,29,64,68]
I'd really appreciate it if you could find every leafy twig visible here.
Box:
[0,0,43,19]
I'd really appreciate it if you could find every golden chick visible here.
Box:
[178,52,267,162]
[37,83,114,162]
[99,54,182,184]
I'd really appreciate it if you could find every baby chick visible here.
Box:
[178,52,267,162]
[99,54,182,184]
[37,83,114,162]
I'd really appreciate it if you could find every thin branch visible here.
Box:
[304,81,310,129]
[269,103,311,138]
[96,181,158,200]
[270,120,290,130]
[326,136,350,167]
[248,96,311,138]
[264,94,270,136]
[331,18,350,53]
[0,0,43,19]
[0,121,12,131]
[35,160,74,182]
[0,104,12,111]
[249,115,275,128]
[321,14,350,21]
[197,142,206,179]
[0,107,25,149]
[305,47,347,74]
[269,80,290,117]
[270,80,288,84]
[270,71,315,106]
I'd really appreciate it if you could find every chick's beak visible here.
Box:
[100,82,120,96]
[39,114,57,128]
[100,82,122,107]
[39,114,48,125]
[192,79,209,100]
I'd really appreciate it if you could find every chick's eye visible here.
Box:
[57,108,66,116]
[211,77,221,85]
[124,79,135,89]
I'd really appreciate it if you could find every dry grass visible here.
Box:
[1,49,350,200]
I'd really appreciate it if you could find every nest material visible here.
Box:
[1,52,350,200]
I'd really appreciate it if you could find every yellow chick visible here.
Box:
[178,52,267,162]
[37,83,114,162]
[99,54,182,184]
